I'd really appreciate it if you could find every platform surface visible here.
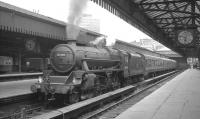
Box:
[0,79,38,99]
[115,69,200,119]
[0,72,42,78]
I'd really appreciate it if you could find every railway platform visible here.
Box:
[115,69,200,119]
[0,72,42,78]
[0,79,38,99]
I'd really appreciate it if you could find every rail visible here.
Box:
[83,70,180,119]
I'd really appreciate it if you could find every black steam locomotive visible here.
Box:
[31,40,176,104]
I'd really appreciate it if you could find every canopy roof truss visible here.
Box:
[91,0,200,57]
[135,0,200,40]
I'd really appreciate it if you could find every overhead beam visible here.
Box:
[191,0,196,25]
[152,4,188,18]
[138,0,199,5]
[142,9,200,17]
[152,16,196,20]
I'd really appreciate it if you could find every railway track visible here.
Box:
[0,94,35,105]
[0,70,179,119]
[79,71,181,119]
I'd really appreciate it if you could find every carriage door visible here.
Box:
[123,53,129,77]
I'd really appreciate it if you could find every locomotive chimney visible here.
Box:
[66,24,80,45]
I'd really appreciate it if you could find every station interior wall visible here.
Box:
[0,31,66,73]
[0,29,102,74]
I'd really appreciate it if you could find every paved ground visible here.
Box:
[115,69,200,119]
[0,79,38,99]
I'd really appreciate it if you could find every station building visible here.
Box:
[0,1,103,74]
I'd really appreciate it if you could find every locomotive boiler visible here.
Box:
[50,43,121,74]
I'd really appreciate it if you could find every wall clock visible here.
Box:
[25,39,36,51]
[178,30,194,45]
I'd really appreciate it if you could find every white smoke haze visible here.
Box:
[66,0,89,40]
[67,0,89,25]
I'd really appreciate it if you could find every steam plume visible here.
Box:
[68,0,89,25]
[66,0,89,40]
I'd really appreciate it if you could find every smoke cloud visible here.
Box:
[66,0,89,40]
[67,0,89,25]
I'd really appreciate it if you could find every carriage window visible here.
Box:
[147,59,151,67]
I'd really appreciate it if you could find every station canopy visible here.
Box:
[92,0,200,57]
[134,0,200,38]
[130,0,200,56]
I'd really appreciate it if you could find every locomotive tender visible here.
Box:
[31,40,176,104]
